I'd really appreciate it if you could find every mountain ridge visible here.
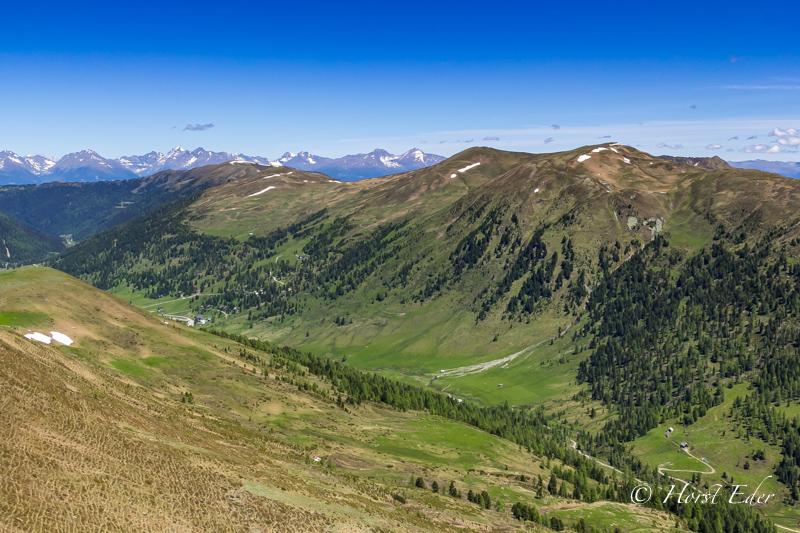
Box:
[0,146,445,185]
[0,161,281,245]
[53,143,800,371]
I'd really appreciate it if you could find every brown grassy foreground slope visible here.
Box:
[0,328,338,532]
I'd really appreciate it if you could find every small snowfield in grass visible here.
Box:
[24,332,51,344]
[247,186,276,197]
[577,154,591,163]
[50,332,74,346]
[591,147,608,153]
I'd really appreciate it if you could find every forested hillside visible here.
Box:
[0,209,64,267]
[0,161,274,242]
[574,231,800,501]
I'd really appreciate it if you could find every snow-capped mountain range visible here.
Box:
[0,147,445,185]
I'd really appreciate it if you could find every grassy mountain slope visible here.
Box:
[0,266,695,532]
[48,144,800,511]
[51,144,800,391]
[0,162,278,242]
[0,209,65,267]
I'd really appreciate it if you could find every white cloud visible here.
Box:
[768,127,798,137]
[656,143,683,150]
[742,144,781,153]
[777,137,800,146]
[706,144,722,150]
[183,123,215,132]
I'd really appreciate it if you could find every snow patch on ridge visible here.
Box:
[247,186,276,197]
[577,155,591,163]
[458,162,481,173]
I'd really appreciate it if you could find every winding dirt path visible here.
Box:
[774,525,800,533]
[657,447,715,477]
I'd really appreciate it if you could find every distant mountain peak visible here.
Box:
[728,159,800,179]
[659,155,731,170]
[0,146,445,185]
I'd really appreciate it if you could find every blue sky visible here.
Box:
[1,1,798,161]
